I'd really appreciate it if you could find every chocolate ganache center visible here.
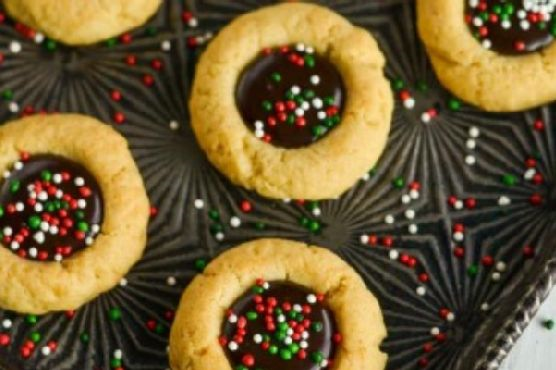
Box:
[220,279,341,370]
[0,153,103,261]
[236,43,345,149]
[465,0,556,55]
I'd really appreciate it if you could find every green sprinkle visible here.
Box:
[312,322,323,333]
[467,264,478,277]
[262,100,273,112]
[194,258,207,272]
[308,220,321,233]
[252,286,264,294]
[47,202,56,212]
[106,38,117,48]
[303,89,315,99]
[235,366,247,370]
[448,98,461,111]
[416,81,428,92]
[289,342,300,354]
[307,201,319,211]
[502,3,514,15]
[155,323,165,334]
[299,217,310,227]
[268,345,279,355]
[108,308,122,321]
[391,78,405,91]
[270,72,281,83]
[9,180,19,193]
[538,21,547,30]
[544,319,554,330]
[274,308,283,316]
[323,117,334,127]
[208,209,220,221]
[278,322,289,332]
[294,95,305,105]
[311,351,324,364]
[77,222,89,232]
[45,39,57,51]
[304,55,315,68]
[0,206,3,218]
[492,4,502,14]
[287,114,295,125]
[209,223,223,234]
[80,332,90,343]
[479,11,489,22]
[28,215,41,230]
[324,96,335,106]
[41,170,52,182]
[312,125,327,137]
[275,331,286,341]
[369,167,377,176]
[29,331,41,343]
[392,176,405,189]
[501,174,517,187]
[145,26,158,36]
[75,210,85,219]
[285,90,295,100]
[110,358,122,368]
[280,348,293,360]
[246,311,258,321]
[25,315,38,325]
[2,89,13,101]
[254,221,266,230]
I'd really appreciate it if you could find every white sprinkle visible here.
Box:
[3,227,12,236]
[49,225,59,235]
[255,129,265,138]
[35,32,45,44]
[286,328,294,336]
[54,253,63,262]
[520,20,530,30]
[524,168,536,180]
[8,102,19,113]
[320,359,329,368]
[360,234,369,244]
[194,199,204,209]
[161,40,172,51]
[410,189,420,200]
[405,209,415,219]
[254,120,264,130]
[307,294,317,304]
[361,173,370,181]
[13,161,23,170]
[312,207,321,217]
[262,282,269,289]
[215,232,224,241]
[113,349,123,360]
[416,286,426,296]
[430,327,440,336]
[169,120,180,130]
[230,216,241,228]
[401,194,411,204]
[492,272,501,281]
[15,202,24,212]
[421,112,431,124]
[312,98,323,109]
[317,111,327,120]
[77,199,87,209]
[481,302,490,311]
[10,241,19,250]
[473,17,483,27]
[468,0,479,8]
[53,174,62,184]
[85,237,94,245]
[293,304,302,312]
[284,336,293,345]
[9,41,21,53]
[501,20,512,29]
[91,224,100,234]
[300,340,309,348]
[228,314,238,323]
[301,331,309,340]
[466,139,476,150]
[498,196,511,206]
[496,261,507,272]
[384,214,395,224]
[2,319,12,329]
[38,191,48,201]
[40,221,49,232]
[403,98,415,109]
[34,232,45,244]
[166,276,176,286]
[291,85,301,95]
[74,177,85,186]
[41,346,51,356]
[454,200,464,210]
[120,278,128,286]
[389,249,399,260]
[481,39,492,50]
[310,75,320,85]
[2,171,10,179]
[277,314,286,323]
[447,313,456,322]
[301,101,310,111]
[408,224,418,234]
[453,231,464,242]
[228,341,238,351]
[469,126,480,138]
[465,155,476,165]
[253,334,263,344]
[305,46,314,54]
[295,43,305,52]
[30,191,37,200]
[517,10,527,19]
[188,18,198,28]
[295,108,304,117]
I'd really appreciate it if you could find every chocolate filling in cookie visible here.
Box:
[220,279,340,370]
[465,0,556,55]
[0,154,103,262]
[236,44,345,148]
